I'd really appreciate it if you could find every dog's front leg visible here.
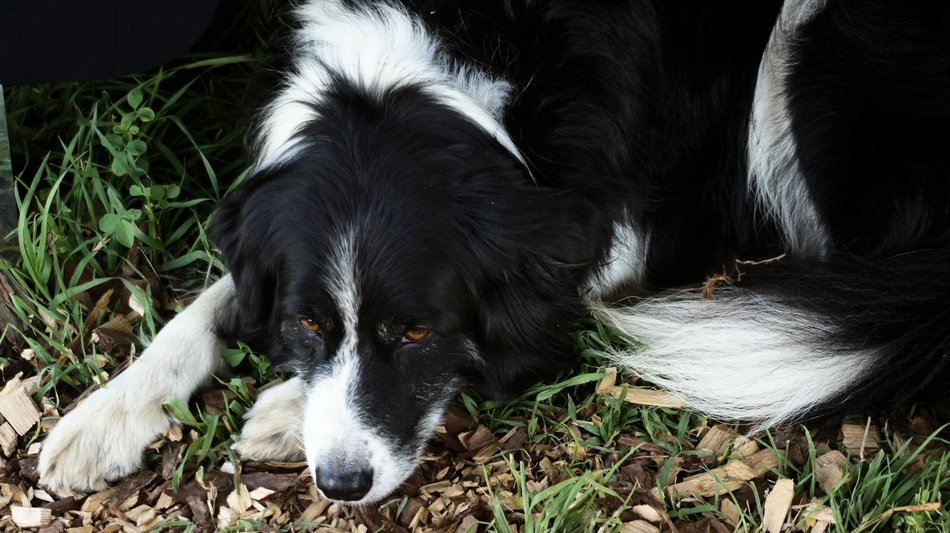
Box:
[38,275,235,496]
[233,376,305,462]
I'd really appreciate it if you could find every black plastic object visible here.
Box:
[0,0,219,84]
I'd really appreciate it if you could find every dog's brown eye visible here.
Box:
[402,327,429,343]
[299,318,321,334]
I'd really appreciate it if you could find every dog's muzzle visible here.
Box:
[314,463,374,501]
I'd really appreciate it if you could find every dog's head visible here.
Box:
[215,84,598,503]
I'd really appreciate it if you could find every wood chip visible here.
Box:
[420,480,451,495]
[398,497,425,527]
[408,505,429,530]
[299,499,330,523]
[459,424,497,451]
[155,492,174,511]
[91,315,138,353]
[0,377,41,435]
[631,504,662,523]
[815,450,847,493]
[248,487,275,501]
[33,489,54,503]
[620,520,660,533]
[720,499,742,526]
[499,427,528,450]
[472,443,502,463]
[667,461,756,498]
[80,487,117,516]
[38,523,66,533]
[226,483,253,514]
[80,288,113,335]
[795,501,835,533]
[661,448,780,499]
[744,447,782,473]
[456,514,479,533]
[613,387,686,408]
[596,367,617,394]
[762,478,795,533]
[696,425,737,458]
[0,422,16,456]
[12,505,52,528]
[731,436,759,459]
[125,504,157,527]
[841,420,879,457]
[127,290,148,318]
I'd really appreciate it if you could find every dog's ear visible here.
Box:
[456,180,604,396]
[213,172,282,349]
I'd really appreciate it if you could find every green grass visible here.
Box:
[1,8,947,532]
[3,59,249,397]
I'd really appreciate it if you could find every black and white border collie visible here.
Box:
[39,0,949,505]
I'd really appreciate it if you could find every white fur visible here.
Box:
[300,225,452,503]
[233,377,306,461]
[303,225,398,503]
[39,276,234,496]
[595,287,874,429]
[327,226,361,352]
[747,0,830,257]
[256,0,524,170]
[302,354,416,504]
[586,220,650,297]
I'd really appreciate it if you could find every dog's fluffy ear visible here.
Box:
[213,171,282,349]
[456,180,603,396]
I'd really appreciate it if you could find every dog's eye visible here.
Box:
[402,327,429,343]
[299,318,322,334]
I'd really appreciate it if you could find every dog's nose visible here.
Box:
[314,466,374,501]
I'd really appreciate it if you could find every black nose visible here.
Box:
[314,466,374,501]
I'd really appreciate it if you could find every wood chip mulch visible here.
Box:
[2,364,946,532]
[0,273,946,531]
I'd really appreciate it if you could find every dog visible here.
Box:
[39,0,949,505]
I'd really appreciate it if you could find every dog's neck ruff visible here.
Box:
[255,0,528,172]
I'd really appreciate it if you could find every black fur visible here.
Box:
[786,2,950,254]
[216,0,948,477]
[216,79,597,395]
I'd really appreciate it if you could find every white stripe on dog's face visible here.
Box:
[326,227,360,356]
[301,227,442,503]
[302,352,418,503]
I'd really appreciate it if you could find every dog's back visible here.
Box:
[411,0,950,422]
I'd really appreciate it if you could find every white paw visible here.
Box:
[233,377,305,462]
[39,276,234,496]
[38,384,170,496]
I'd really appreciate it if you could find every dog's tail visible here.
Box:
[595,250,950,430]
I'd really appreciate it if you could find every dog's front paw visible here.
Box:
[38,385,170,496]
[233,377,304,462]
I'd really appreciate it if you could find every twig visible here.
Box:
[860,416,872,462]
